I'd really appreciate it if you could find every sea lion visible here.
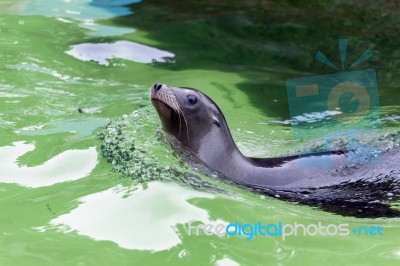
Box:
[150,83,400,217]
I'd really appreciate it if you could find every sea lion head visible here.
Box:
[150,83,237,164]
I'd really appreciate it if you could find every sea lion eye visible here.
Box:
[187,95,198,105]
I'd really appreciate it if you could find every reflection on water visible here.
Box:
[0,142,98,187]
[42,181,226,251]
[215,258,240,266]
[66,40,175,65]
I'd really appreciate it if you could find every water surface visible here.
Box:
[1,0,400,265]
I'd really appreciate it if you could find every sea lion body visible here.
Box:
[150,83,400,217]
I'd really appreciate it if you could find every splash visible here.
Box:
[98,106,225,193]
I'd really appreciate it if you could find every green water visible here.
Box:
[1,0,400,265]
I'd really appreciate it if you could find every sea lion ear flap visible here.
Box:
[212,114,221,127]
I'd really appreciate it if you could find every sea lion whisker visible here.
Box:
[164,92,189,141]
[171,101,183,137]
[175,103,189,142]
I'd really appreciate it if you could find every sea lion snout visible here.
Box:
[150,83,176,106]
[150,83,170,103]
[150,83,164,100]
[152,83,165,93]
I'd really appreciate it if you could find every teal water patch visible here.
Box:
[20,0,140,37]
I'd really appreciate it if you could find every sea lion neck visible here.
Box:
[192,115,249,176]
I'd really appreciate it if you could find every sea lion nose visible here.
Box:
[153,83,164,92]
